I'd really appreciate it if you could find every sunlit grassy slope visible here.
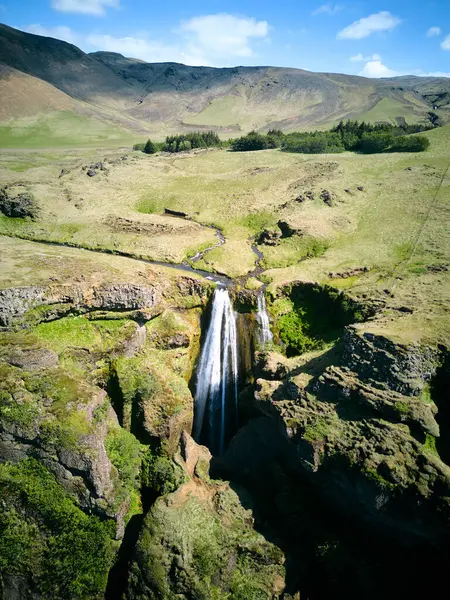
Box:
[0,111,136,148]
[357,97,429,125]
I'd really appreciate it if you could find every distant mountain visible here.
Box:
[0,23,449,142]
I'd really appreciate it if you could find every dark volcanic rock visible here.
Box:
[0,185,38,219]
[164,207,189,218]
[87,169,97,177]
[256,227,281,246]
[320,189,334,206]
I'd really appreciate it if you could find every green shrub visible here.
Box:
[278,310,320,355]
[359,133,393,154]
[231,131,271,152]
[275,283,365,356]
[282,131,344,154]
[143,139,157,154]
[141,449,177,496]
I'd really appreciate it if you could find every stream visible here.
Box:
[1,216,263,288]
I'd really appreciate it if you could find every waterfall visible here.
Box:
[193,288,238,455]
[256,292,273,345]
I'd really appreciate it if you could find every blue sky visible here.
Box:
[2,0,449,77]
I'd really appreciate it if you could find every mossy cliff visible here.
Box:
[214,282,450,598]
[1,274,449,600]
[0,274,213,599]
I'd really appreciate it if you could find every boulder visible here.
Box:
[0,185,38,219]
[320,189,334,206]
[257,228,282,246]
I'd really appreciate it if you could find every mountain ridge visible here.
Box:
[1,23,449,143]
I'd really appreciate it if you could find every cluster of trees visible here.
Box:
[230,129,283,151]
[134,130,221,154]
[134,119,434,157]
[282,131,344,154]
[330,119,431,153]
[229,120,432,154]
[163,130,221,153]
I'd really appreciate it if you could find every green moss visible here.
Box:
[363,467,396,490]
[423,433,439,456]
[130,485,284,599]
[105,425,143,519]
[0,458,116,599]
[303,418,331,443]
[237,211,275,234]
[141,448,180,496]
[420,383,433,404]
[34,316,135,354]
[278,310,321,355]
[395,401,411,416]
[0,363,96,451]
[273,283,365,356]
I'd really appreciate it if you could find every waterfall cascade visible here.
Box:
[193,288,238,455]
[256,292,273,345]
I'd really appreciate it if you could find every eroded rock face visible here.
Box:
[239,328,450,543]
[0,362,127,528]
[343,326,439,396]
[127,434,286,600]
[255,351,290,380]
[0,282,160,327]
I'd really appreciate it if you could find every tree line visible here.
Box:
[230,120,432,154]
[134,118,436,157]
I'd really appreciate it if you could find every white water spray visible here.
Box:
[193,288,239,455]
[256,292,273,345]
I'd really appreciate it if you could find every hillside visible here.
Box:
[0,23,449,146]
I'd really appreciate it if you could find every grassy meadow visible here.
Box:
[0,123,449,344]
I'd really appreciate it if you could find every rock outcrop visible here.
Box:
[0,184,39,219]
[0,276,209,327]
[127,433,286,600]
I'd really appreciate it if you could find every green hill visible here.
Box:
[0,23,449,146]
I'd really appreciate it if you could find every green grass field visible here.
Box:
[0,111,136,148]
[357,97,427,125]
[0,123,448,346]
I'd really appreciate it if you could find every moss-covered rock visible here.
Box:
[0,458,116,600]
[127,436,285,600]
[270,281,369,356]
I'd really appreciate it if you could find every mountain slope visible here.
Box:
[0,23,449,145]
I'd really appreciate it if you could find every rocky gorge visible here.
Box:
[0,242,449,600]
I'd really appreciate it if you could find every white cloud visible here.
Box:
[337,11,401,40]
[20,13,270,67]
[442,34,450,50]
[350,52,380,62]
[85,14,270,66]
[359,59,397,78]
[427,27,441,37]
[312,4,343,16]
[24,24,79,45]
[85,34,206,65]
[52,0,119,17]
[180,14,269,61]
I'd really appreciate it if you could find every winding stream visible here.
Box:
[1,216,264,287]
